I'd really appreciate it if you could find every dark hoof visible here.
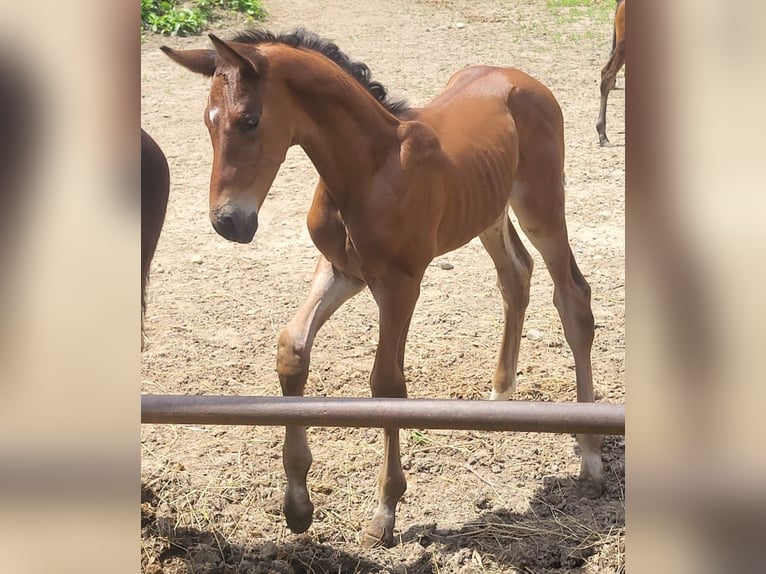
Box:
[577,479,605,499]
[284,499,314,534]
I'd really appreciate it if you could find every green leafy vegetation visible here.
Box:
[141,0,266,37]
[546,0,614,22]
[544,0,615,45]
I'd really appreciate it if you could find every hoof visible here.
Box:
[361,528,394,549]
[284,497,314,534]
[489,388,513,401]
[361,515,395,548]
[577,478,605,499]
[599,137,610,147]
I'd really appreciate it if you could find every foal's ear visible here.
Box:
[208,34,261,76]
[160,46,217,77]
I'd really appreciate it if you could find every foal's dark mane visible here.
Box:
[231,28,410,117]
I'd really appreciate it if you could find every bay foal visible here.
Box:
[163,29,602,547]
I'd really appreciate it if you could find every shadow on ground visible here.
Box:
[141,438,624,573]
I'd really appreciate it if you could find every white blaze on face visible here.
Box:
[230,193,262,216]
[218,191,262,220]
[209,107,220,124]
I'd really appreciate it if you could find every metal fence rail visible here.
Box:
[141,395,625,435]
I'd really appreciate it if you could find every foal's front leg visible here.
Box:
[277,255,364,533]
[362,272,421,548]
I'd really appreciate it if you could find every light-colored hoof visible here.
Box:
[489,388,513,401]
[361,516,395,548]
[360,530,391,549]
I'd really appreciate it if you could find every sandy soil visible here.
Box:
[141,0,624,571]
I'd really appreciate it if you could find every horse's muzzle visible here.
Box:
[211,205,258,243]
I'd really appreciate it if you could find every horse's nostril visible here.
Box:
[211,209,257,243]
[212,213,237,240]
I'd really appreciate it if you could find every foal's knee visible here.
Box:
[277,327,309,384]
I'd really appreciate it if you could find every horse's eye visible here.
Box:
[241,115,260,131]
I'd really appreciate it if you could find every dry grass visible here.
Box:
[142,423,624,572]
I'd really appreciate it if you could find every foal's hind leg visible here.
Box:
[277,255,365,533]
[513,185,604,498]
[479,213,534,400]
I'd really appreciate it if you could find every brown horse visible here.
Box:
[597,0,626,146]
[162,29,602,547]
[141,128,170,331]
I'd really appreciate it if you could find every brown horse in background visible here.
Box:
[162,29,602,547]
[597,0,626,145]
[141,128,170,331]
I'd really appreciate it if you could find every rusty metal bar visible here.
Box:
[141,395,624,435]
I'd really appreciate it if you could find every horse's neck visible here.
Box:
[274,49,401,206]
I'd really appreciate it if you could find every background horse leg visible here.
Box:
[277,255,364,533]
[479,213,534,400]
[512,179,603,498]
[362,272,421,548]
[596,43,625,146]
[597,2,626,146]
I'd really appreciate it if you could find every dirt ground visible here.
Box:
[140,0,625,572]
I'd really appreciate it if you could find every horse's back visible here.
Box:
[417,65,563,167]
[415,67,519,160]
[432,65,560,117]
[417,65,566,232]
